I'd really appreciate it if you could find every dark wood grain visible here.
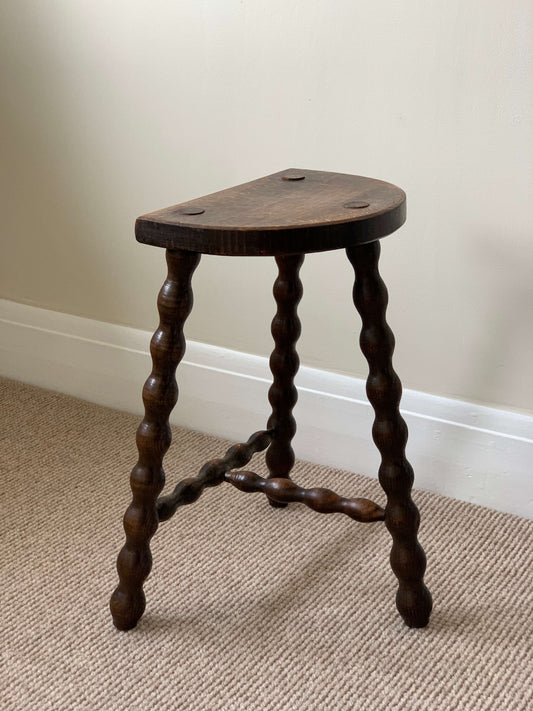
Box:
[347,241,432,628]
[156,430,272,521]
[112,169,432,632]
[265,254,304,507]
[110,249,200,631]
[225,470,385,523]
[135,169,406,256]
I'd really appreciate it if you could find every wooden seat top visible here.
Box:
[135,169,406,256]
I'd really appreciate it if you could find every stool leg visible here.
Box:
[110,249,200,630]
[346,241,432,628]
[265,254,304,507]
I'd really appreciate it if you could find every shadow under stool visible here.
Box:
[110,168,432,632]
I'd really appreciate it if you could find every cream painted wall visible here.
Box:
[1,1,532,414]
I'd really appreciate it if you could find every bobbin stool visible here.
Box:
[110,168,432,632]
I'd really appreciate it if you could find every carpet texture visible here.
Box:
[1,377,531,710]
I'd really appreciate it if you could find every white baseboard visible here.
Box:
[1,298,531,519]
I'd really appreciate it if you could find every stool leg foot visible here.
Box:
[265,254,304,508]
[347,242,432,628]
[110,249,200,630]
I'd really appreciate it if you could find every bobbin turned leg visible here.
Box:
[265,254,304,508]
[110,249,200,631]
[346,241,432,628]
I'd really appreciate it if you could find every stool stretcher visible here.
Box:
[225,469,385,523]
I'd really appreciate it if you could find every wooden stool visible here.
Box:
[110,169,432,631]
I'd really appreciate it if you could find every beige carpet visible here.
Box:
[1,377,531,710]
